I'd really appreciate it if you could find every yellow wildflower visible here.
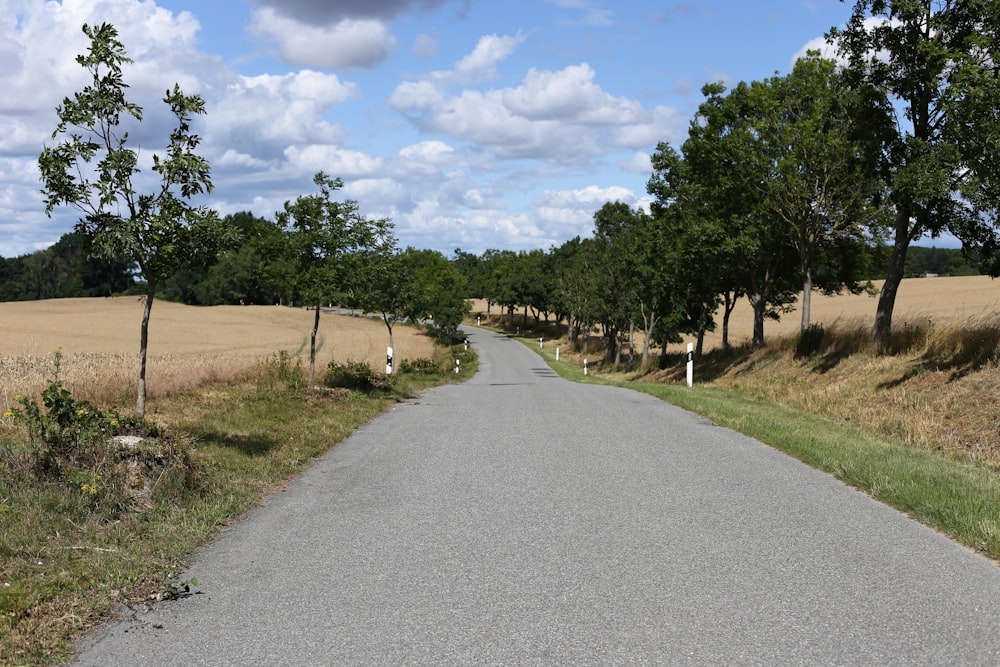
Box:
[2,410,13,419]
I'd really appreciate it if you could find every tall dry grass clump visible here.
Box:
[713,314,1000,468]
[2,352,266,416]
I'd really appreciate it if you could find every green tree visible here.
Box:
[831,0,1000,349]
[549,236,603,353]
[670,82,801,351]
[400,248,470,342]
[346,246,410,365]
[648,144,734,356]
[276,172,393,384]
[38,23,229,417]
[759,55,887,330]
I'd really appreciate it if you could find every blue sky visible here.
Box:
[1,0,858,259]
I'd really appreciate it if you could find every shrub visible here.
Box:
[398,358,441,375]
[324,360,394,392]
[6,378,195,516]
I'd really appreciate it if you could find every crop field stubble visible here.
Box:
[0,297,435,415]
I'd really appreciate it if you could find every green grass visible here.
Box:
[0,343,477,666]
[527,339,1000,563]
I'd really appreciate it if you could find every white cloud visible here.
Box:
[206,71,359,160]
[398,141,456,164]
[619,152,652,174]
[249,9,396,70]
[284,145,384,178]
[451,33,526,84]
[502,64,645,124]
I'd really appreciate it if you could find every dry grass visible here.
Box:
[470,274,1000,353]
[702,315,1000,468]
[0,297,434,415]
[472,275,1000,467]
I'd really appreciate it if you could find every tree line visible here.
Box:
[20,2,1000,415]
[457,1,1000,362]
[33,23,468,416]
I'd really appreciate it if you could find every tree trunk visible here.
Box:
[750,293,767,351]
[309,302,321,385]
[800,265,813,331]
[641,311,656,367]
[872,208,913,352]
[135,283,155,418]
[383,313,395,373]
[695,307,709,357]
[722,291,736,350]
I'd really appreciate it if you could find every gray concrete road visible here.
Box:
[74,326,1000,665]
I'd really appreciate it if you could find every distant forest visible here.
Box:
[0,220,987,304]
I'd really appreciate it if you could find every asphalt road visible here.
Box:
[74,326,1000,665]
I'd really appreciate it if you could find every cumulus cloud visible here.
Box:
[391,49,684,163]
[205,70,359,161]
[501,64,644,124]
[619,152,652,174]
[451,33,526,84]
[249,9,396,70]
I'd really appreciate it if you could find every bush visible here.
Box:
[398,358,441,375]
[5,378,195,516]
[324,360,394,392]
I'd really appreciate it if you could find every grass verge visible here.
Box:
[525,337,1000,564]
[0,342,477,666]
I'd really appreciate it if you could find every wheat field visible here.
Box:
[0,297,435,414]
[473,275,1000,352]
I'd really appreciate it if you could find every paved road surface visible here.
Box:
[74,326,1000,665]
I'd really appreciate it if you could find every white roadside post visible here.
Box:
[464,339,468,351]
[386,346,394,375]
[477,316,481,326]
[455,358,461,374]
[556,346,560,362]
[686,342,694,387]
[584,358,588,376]
[538,338,543,349]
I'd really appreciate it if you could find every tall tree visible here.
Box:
[759,55,887,330]
[679,82,801,351]
[648,143,735,356]
[38,23,229,417]
[277,172,394,384]
[831,0,1000,349]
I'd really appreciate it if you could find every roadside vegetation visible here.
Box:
[487,312,1000,565]
[0,342,477,666]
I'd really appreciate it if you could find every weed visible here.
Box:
[324,361,394,392]
[793,323,825,358]
[398,357,441,375]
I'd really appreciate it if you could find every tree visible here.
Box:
[400,248,470,342]
[831,0,1000,349]
[38,23,229,417]
[277,172,394,385]
[675,82,801,351]
[347,246,410,366]
[758,55,887,330]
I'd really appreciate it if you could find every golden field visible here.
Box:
[471,274,1000,352]
[0,297,434,415]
